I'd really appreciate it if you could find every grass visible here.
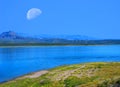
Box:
[0,62,120,87]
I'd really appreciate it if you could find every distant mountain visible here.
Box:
[0,31,41,43]
[0,31,120,46]
[0,31,95,40]
[34,34,96,40]
[0,31,24,39]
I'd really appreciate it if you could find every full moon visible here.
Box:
[27,8,42,20]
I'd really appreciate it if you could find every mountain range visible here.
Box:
[0,31,120,46]
[0,31,95,40]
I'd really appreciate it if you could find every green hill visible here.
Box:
[0,62,120,87]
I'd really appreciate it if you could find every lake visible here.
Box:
[0,45,120,82]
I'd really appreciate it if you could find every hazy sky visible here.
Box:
[0,0,120,39]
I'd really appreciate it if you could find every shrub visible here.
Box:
[64,76,86,87]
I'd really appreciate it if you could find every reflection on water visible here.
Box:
[0,45,120,82]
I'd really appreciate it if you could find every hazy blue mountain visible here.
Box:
[0,31,120,45]
[0,31,95,40]
[0,31,23,39]
[34,34,96,40]
[0,31,41,43]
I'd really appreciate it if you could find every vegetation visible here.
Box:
[0,40,120,46]
[0,62,120,87]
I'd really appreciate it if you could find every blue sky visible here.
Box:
[0,0,120,39]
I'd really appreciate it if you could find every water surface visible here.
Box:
[0,45,120,82]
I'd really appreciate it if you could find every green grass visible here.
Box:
[0,62,120,87]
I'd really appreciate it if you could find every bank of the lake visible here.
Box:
[0,45,120,83]
[0,62,120,87]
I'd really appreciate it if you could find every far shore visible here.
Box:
[0,44,120,48]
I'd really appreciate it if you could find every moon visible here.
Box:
[27,8,42,20]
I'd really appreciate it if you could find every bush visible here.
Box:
[64,76,86,87]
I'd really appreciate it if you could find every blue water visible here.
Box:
[0,45,120,82]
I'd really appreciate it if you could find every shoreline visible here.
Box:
[0,44,120,48]
[0,70,49,84]
[1,62,120,84]
[17,70,49,79]
[1,62,120,83]
[1,62,120,87]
